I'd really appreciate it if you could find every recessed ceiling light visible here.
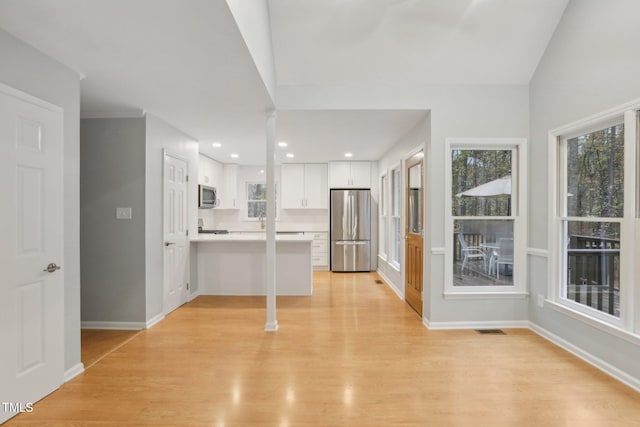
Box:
[212,142,222,148]
[278,141,288,147]
[344,152,353,158]
[260,169,265,174]
[286,153,294,158]
[230,153,239,159]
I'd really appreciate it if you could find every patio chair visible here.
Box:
[457,233,486,274]
[495,238,514,280]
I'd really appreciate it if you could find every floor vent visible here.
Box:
[374,280,384,284]
[475,329,506,335]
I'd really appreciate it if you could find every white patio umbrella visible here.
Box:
[455,175,511,198]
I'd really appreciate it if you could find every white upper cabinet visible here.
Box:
[199,154,223,189]
[328,161,371,188]
[281,163,328,209]
[218,164,239,209]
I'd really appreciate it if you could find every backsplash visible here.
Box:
[198,208,329,232]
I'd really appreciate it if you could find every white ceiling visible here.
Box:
[0,0,569,165]
[269,0,570,86]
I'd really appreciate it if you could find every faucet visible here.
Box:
[259,213,265,229]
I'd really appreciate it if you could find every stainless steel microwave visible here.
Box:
[198,185,217,209]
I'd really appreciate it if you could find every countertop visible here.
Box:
[191,233,314,243]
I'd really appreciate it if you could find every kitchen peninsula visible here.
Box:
[191,233,314,296]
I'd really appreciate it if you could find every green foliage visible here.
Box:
[567,124,624,221]
[451,149,512,216]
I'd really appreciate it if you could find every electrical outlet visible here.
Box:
[537,294,545,308]
[116,207,132,220]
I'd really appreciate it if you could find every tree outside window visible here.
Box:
[246,183,274,219]
[560,123,624,318]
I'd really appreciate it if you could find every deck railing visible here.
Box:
[567,235,620,316]
[454,234,620,316]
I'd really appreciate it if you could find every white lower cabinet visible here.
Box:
[307,231,328,269]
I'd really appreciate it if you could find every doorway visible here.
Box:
[404,152,424,315]
[163,151,189,315]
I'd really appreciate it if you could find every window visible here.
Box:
[445,139,527,295]
[380,174,388,260]
[247,183,267,218]
[550,107,640,337]
[246,182,277,219]
[555,118,626,321]
[390,167,401,269]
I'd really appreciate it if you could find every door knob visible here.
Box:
[165,242,176,247]
[43,263,61,273]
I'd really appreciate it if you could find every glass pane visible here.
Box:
[248,201,266,218]
[566,124,624,218]
[392,169,401,216]
[453,219,514,286]
[564,220,620,317]
[392,217,401,264]
[408,163,422,234]
[452,150,512,216]
[248,183,267,201]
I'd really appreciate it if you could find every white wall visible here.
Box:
[529,0,640,384]
[0,29,82,373]
[226,0,277,101]
[278,85,530,325]
[145,114,199,321]
[376,115,430,301]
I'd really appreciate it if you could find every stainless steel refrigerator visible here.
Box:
[330,189,371,272]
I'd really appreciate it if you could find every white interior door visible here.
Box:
[163,151,189,315]
[0,87,64,423]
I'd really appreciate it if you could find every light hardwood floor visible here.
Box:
[81,329,140,369]
[8,272,640,426]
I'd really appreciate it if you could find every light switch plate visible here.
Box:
[116,207,132,219]
[537,294,545,308]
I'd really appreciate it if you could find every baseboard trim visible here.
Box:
[264,321,279,332]
[81,321,145,330]
[376,268,403,300]
[423,317,431,329]
[145,313,165,329]
[189,290,201,302]
[424,320,530,330]
[529,322,640,393]
[64,363,85,382]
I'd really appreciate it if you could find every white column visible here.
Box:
[265,110,278,332]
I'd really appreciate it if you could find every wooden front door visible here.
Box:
[405,153,424,315]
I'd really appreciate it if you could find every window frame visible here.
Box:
[245,181,278,220]
[390,165,402,271]
[444,138,528,298]
[380,173,388,261]
[548,108,638,334]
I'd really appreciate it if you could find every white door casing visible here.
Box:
[163,151,189,315]
[0,86,64,423]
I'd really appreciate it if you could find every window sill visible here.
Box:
[390,262,400,273]
[444,291,529,300]
[546,300,640,346]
